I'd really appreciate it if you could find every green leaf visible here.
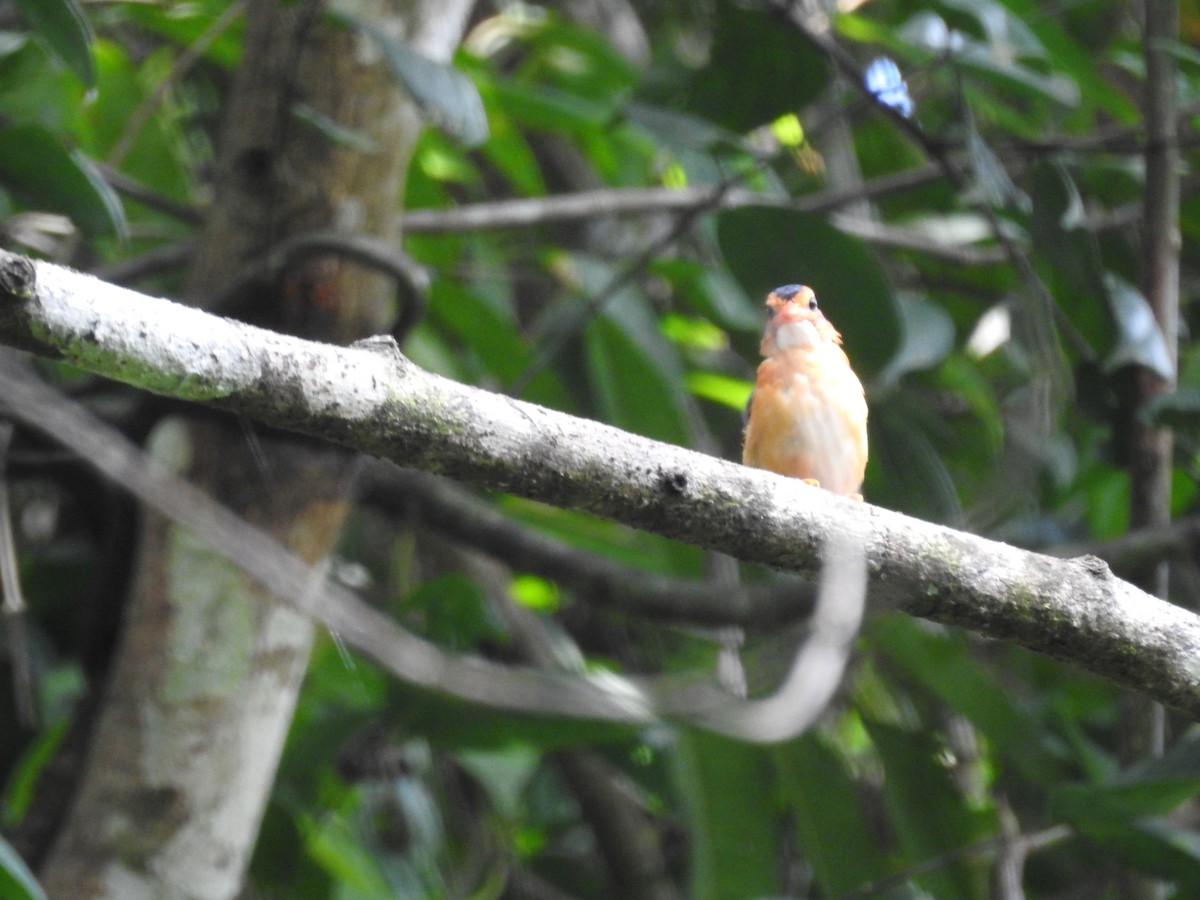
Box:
[0,833,45,900]
[340,13,488,147]
[681,2,829,133]
[2,718,69,825]
[653,259,761,332]
[403,573,504,650]
[13,0,94,85]
[675,730,778,900]
[1055,728,1200,821]
[1049,731,1200,880]
[1052,811,1200,883]
[865,395,962,521]
[716,206,902,375]
[0,125,125,237]
[488,78,613,133]
[878,291,956,385]
[511,14,640,103]
[685,372,752,411]
[964,121,1027,210]
[957,44,1080,107]
[84,43,193,204]
[1030,160,1114,358]
[871,616,1066,782]
[117,1,244,70]
[579,264,692,446]
[867,720,992,899]
[988,0,1137,120]
[625,102,736,155]
[429,276,569,409]
[457,745,541,819]
[773,734,889,897]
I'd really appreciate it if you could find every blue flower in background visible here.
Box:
[864,57,913,118]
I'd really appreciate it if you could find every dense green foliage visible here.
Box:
[2,0,1200,897]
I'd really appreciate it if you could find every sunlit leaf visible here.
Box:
[685,372,752,411]
[660,313,727,352]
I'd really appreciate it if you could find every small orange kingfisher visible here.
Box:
[742,284,868,499]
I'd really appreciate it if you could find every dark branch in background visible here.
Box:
[0,422,35,727]
[1054,517,1200,578]
[359,464,815,627]
[95,165,205,226]
[1114,0,1182,810]
[0,253,1198,721]
[93,241,195,286]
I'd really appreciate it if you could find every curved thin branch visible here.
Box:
[214,230,430,340]
[0,252,1198,719]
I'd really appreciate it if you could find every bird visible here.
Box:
[742,284,868,499]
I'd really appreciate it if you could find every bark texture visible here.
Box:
[37,1,474,897]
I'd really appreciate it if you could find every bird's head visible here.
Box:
[760,284,843,356]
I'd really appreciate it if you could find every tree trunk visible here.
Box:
[40,1,474,896]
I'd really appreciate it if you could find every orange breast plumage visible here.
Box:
[742,285,868,498]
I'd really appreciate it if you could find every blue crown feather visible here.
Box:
[864,57,913,118]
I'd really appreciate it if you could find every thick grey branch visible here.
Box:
[0,252,1198,719]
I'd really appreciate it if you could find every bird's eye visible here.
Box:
[808,296,819,311]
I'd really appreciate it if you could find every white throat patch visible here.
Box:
[774,320,820,350]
